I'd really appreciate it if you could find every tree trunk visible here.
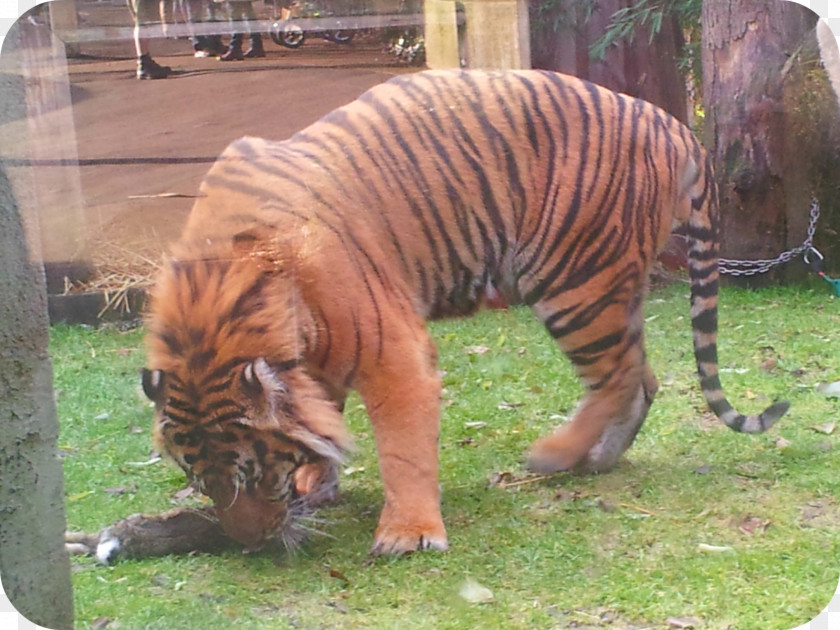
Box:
[702,0,840,284]
[0,80,75,629]
[530,0,688,122]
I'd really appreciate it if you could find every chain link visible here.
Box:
[718,198,820,276]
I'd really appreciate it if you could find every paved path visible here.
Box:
[63,34,416,272]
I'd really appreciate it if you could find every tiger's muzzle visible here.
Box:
[203,460,339,549]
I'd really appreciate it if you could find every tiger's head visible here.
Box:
[142,240,351,549]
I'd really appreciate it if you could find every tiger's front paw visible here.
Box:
[371,519,448,556]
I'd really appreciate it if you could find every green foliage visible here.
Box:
[530,0,703,92]
[528,0,596,35]
[53,284,839,629]
[590,0,703,93]
[588,0,701,60]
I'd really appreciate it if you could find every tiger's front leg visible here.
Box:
[357,326,448,556]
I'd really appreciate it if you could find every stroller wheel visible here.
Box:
[271,21,306,48]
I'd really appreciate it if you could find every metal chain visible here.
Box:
[718,198,820,276]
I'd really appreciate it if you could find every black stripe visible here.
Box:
[344,310,363,387]
[166,379,185,393]
[271,450,299,463]
[227,273,270,322]
[582,81,607,202]
[389,87,477,261]
[205,409,247,427]
[522,88,591,303]
[303,125,413,278]
[690,280,719,299]
[361,101,449,271]
[510,74,542,158]
[167,397,195,413]
[693,343,718,365]
[691,309,718,335]
[270,430,296,444]
[526,77,566,251]
[688,248,718,262]
[544,279,625,340]
[157,328,184,356]
[183,453,200,465]
[270,358,301,373]
[390,100,470,281]
[188,348,217,371]
[253,439,269,461]
[689,264,717,282]
[216,431,239,444]
[566,331,624,366]
[686,225,716,242]
[199,357,253,386]
[163,411,193,426]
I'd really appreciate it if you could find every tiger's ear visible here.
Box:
[240,358,351,462]
[141,368,166,404]
[285,397,351,464]
[238,358,293,430]
[240,357,289,401]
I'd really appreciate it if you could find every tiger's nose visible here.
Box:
[209,486,284,547]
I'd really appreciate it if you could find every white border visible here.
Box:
[775,0,840,623]
[0,0,837,628]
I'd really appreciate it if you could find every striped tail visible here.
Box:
[685,156,789,433]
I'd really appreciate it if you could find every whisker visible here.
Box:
[280,533,303,554]
[298,515,335,525]
[293,523,336,540]
[186,508,220,524]
[223,476,241,511]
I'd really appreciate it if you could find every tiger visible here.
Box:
[141,69,789,556]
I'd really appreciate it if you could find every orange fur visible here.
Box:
[142,69,786,556]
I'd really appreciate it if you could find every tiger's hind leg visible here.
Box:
[528,286,656,474]
[574,358,657,473]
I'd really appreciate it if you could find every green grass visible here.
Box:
[51,283,840,630]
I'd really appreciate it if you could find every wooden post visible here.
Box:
[424,0,461,69]
[460,0,530,70]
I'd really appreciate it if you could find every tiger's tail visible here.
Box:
[685,155,789,433]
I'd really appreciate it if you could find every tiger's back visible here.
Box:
[145,70,787,556]
[188,70,697,321]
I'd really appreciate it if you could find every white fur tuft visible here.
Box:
[95,530,121,565]
[253,357,288,395]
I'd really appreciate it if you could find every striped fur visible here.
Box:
[143,69,788,555]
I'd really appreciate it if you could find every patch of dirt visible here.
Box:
[4,3,419,298]
[798,497,840,528]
